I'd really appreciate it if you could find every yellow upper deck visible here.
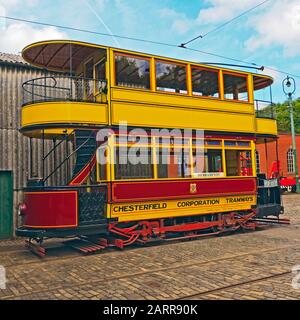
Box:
[21,40,276,138]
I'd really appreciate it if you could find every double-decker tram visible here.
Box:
[16,40,286,256]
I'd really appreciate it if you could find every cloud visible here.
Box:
[94,0,109,12]
[159,1,271,37]
[195,0,300,57]
[159,8,193,35]
[0,23,68,54]
[197,0,262,24]
[0,0,67,54]
[0,0,39,12]
[261,66,283,85]
[245,0,300,57]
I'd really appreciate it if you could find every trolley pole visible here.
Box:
[283,76,300,193]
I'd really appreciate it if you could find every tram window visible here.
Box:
[224,140,237,147]
[192,67,219,98]
[237,141,250,147]
[205,140,221,146]
[84,59,94,79]
[95,59,106,94]
[98,162,107,181]
[157,148,191,178]
[84,59,94,100]
[95,59,106,80]
[223,73,249,101]
[193,149,223,177]
[114,146,153,180]
[225,140,251,147]
[115,54,150,89]
[225,150,253,176]
[156,61,187,94]
[96,147,108,181]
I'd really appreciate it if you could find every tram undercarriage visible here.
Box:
[18,205,288,258]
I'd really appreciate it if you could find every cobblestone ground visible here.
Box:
[1,194,300,300]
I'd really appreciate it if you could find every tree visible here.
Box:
[259,97,300,133]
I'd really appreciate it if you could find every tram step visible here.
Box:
[77,153,96,157]
[64,238,105,254]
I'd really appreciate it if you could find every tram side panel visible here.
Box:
[108,178,257,222]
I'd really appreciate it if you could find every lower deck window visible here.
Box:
[107,139,254,181]
[193,149,223,177]
[157,148,191,179]
[114,147,153,179]
[225,150,253,176]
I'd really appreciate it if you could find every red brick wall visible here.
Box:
[256,133,300,178]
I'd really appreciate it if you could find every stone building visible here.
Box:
[0,53,67,238]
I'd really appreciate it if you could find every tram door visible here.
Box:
[84,59,94,101]
[0,171,13,239]
[94,58,107,103]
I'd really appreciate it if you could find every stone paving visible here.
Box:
[1,194,300,300]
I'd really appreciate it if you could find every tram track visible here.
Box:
[0,228,295,268]
[1,243,299,300]
[177,271,292,300]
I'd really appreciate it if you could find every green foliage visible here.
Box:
[260,97,300,133]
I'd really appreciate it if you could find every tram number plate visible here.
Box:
[263,179,278,188]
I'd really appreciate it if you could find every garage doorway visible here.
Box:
[0,171,13,239]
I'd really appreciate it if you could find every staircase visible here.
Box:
[72,130,97,178]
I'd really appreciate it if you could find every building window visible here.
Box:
[223,73,248,101]
[156,61,187,94]
[255,151,260,174]
[225,150,253,176]
[287,148,295,173]
[191,67,219,98]
[115,54,150,89]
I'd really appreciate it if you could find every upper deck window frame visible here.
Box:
[110,48,260,105]
[114,52,151,91]
[223,71,249,103]
[191,66,220,99]
[155,59,188,95]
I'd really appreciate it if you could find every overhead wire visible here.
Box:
[179,0,272,47]
[0,14,299,79]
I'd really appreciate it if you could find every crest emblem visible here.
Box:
[190,183,197,194]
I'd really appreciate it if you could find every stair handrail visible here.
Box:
[43,131,96,183]
[42,131,74,161]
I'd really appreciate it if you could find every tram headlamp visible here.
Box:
[18,203,27,216]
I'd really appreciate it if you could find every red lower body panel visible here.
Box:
[23,191,78,228]
[112,178,256,202]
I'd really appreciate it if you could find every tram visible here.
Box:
[16,40,285,255]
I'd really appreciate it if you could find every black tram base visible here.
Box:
[16,223,108,239]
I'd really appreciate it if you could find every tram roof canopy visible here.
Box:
[22,40,104,72]
[22,40,273,90]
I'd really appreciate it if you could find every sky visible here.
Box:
[0,0,300,102]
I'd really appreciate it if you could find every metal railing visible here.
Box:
[22,75,107,105]
[255,99,276,119]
